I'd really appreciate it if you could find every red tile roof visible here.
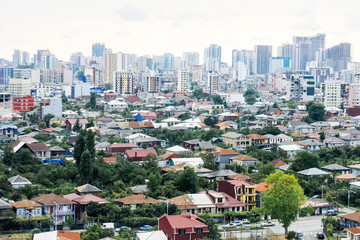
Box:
[341,212,360,223]
[159,213,209,229]
[116,194,161,205]
[125,149,158,158]
[213,149,239,156]
[103,157,117,164]
[33,193,74,205]
[256,182,272,193]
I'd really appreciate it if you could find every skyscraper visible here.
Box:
[254,45,272,74]
[92,43,105,57]
[104,52,127,83]
[207,71,219,94]
[22,51,30,65]
[163,53,175,70]
[143,71,160,93]
[325,43,351,72]
[204,44,221,72]
[292,33,325,71]
[183,52,200,67]
[12,49,21,66]
[177,69,190,92]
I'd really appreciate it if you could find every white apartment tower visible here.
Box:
[113,71,134,95]
[177,69,190,92]
[322,81,343,108]
[207,72,219,94]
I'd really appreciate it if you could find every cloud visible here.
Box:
[116,6,147,22]
[172,21,183,29]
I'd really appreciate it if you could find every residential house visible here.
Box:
[17,142,50,159]
[8,175,32,189]
[103,157,117,164]
[32,193,76,224]
[348,165,360,177]
[277,134,293,143]
[106,143,136,154]
[183,139,202,151]
[214,122,234,130]
[0,199,12,220]
[218,180,257,211]
[192,102,214,111]
[201,169,237,182]
[50,146,66,158]
[170,193,216,214]
[136,231,167,240]
[116,194,161,210]
[321,164,350,175]
[228,173,253,182]
[0,123,19,139]
[160,152,180,160]
[278,144,303,158]
[168,158,204,167]
[341,135,360,147]
[65,118,88,131]
[340,212,360,228]
[11,200,42,218]
[125,133,166,148]
[287,121,315,134]
[296,139,324,152]
[33,230,80,240]
[218,112,239,122]
[247,134,270,149]
[229,155,259,167]
[75,184,102,197]
[158,213,209,240]
[166,146,191,154]
[0,136,14,148]
[203,190,244,214]
[136,112,157,121]
[221,132,251,149]
[323,137,346,148]
[335,174,357,182]
[183,139,215,152]
[264,134,282,145]
[63,193,108,221]
[124,149,158,162]
[162,163,213,176]
[310,121,331,131]
[212,149,239,168]
[345,227,360,240]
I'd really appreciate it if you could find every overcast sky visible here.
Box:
[1,0,359,63]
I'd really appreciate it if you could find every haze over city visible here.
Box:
[1,0,360,62]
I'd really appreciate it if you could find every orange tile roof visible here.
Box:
[228,173,252,181]
[116,194,161,205]
[335,174,356,180]
[33,193,74,205]
[169,195,197,210]
[256,182,272,193]
[230,155,257,161]
[57,230,81,240]
[346,227,360,234]
[160,152,180,160]
[11,200,41,209]
[213,149,239,156]
[103,157,116,164]
[247,134,269,140]
[341,212,360,223]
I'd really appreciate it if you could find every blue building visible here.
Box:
[0,67,14,84]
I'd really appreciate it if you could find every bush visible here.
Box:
[122,217,158,227]
[286,231,296,240]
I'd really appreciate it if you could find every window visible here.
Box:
[217,198,223,203]
[196,228,203,234]
[179,229,185,235]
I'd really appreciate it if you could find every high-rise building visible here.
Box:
[204,44,221,72]
[163,53,175,70]
[269,57,291,73]
[40,97,62,120]
[92,43,105,57]
[289,75,315,102]
[0,67,14,84]
[137,56,149,72]
[113,71,134,94]
[8,78,32,97]
[207,71,219,94]
[349,84,360,107]
[177,69,190,92]
[188,65,204,86]
[293,34,325,71]
[41,52,57,69]
[104,53,127,83]
[309,67,332,88]
[254,45,272,74]
[22,51,30,65]
[325,43,352,72]
[143,71,160,93]
[127,54,137,68]
[12,50,21,66]
[183,52,200,67]
[277,44,293,59]
[321,81,346,108]
[40,69,73,85]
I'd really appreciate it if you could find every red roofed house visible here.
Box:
[125,95,140,102]
[65,118,88,131]
[158,213,209,240]
[104,93,117,102]
[124,149,158,162]
[203,190,245,213]
[136,111,157,121]
[218,180,257,211]
[103,157,117,164]
[106,143,136,154]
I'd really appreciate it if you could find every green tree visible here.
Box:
[72,118,81,132]
[74,130,86,169]
[288,100,297,109]
[202,213,221,240]
[320,132,325,142]
[38,122,46,129]
[291,151,320,172]
[104,83,113,90]
[192,87,204,100]
[211,95,224,105]
[306,102,325,122]
[204,116,218,128]
[88,93,96,110]
[175,166,198,193]
[61,93,68,103]
[262,170,305,234]
[79,150,93,184]
[244,89,259,105]
[76,71,84,81]
[43,114,55,128]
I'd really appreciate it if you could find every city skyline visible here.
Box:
[1,0,360,63]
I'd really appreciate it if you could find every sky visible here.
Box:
[1,0,360,64]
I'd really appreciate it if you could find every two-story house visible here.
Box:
[158,213,209,240]
[247,134,270,149]
[11,200,42,218]
[212,149,239,169]
[221,132,251,150]
[203,190,244,214]
[217,180,257,211]
[32,193,75,224]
